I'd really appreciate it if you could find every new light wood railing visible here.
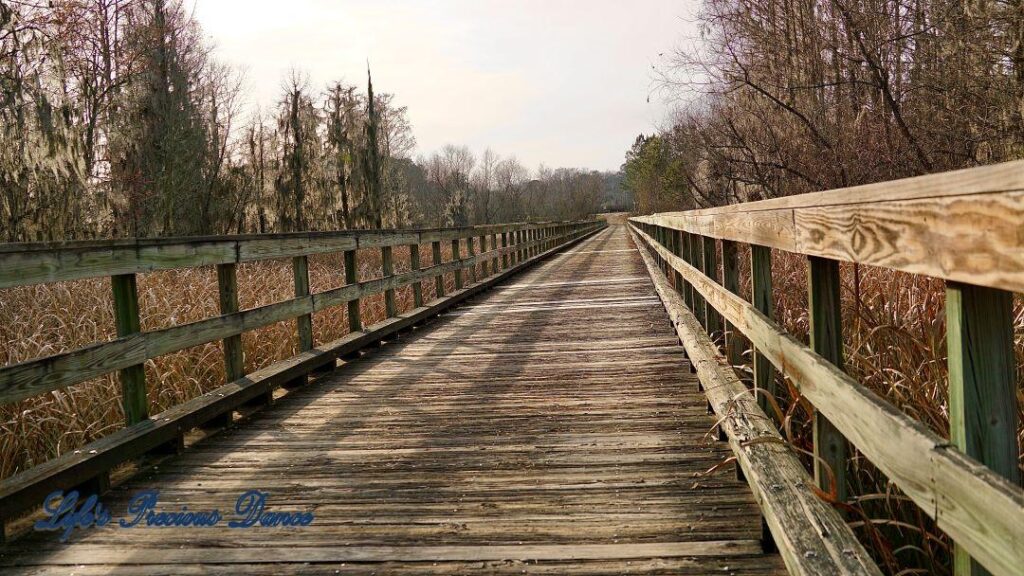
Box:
[630,160,1024,576]
[0,219,605,539]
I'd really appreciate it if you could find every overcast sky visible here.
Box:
[193,0,692,172]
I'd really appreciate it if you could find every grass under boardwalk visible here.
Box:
[1,225,784,575]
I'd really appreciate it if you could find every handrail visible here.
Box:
[628,160,1023,576]
[0,219,606,540]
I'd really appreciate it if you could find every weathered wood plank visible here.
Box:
[631,224,1024,576]
[408,243,423,308]
[749,244,776,415]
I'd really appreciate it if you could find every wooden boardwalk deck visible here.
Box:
[3,225,783,575]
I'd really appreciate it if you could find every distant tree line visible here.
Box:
[624,0,1024,211]
[1,1,622,241]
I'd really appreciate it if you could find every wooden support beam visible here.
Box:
[750,245,776,415]
[408,244,423,308]
[111,274,147,426]
[288,255,314,388]
[947,283,1021,576]
[807,256,849,503]
[689,234,706,328]
[208,263,243,425]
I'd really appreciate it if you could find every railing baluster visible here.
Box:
[111,273,147,426]
[382,246,396,318]
[807,256,849,503]
[408,243,423,308]
[750,245,775,416]
[946,282,1020,576]
[432,240,445,297]
[682,232,695,310]
[345,249,361,332]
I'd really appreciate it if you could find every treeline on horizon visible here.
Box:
[622,0,1024,213]
[1,1,630,242]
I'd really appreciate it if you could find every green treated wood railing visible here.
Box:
[0,219,605,540]
[630,159,1024,576]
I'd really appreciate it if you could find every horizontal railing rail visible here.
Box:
[629,160,1023,576]
[0,219,606,540]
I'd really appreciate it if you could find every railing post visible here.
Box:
[287,255,315,388]
[111,273,147,426]
[452,238,463,289]
[946,282,1020,576]
[750,245,776,415]
[808,256,849,503]
[688,233,706,327]
[702,236,722,341]
[345,249,362,332]
[432,240,445,297]
[721,240,745,367]
[408,243,423,308]
[682,233,695,310]
[501,232,509,269]
[211,263,246,421]
[671,229,684,295]
[479,234,489,277]
[382,246,396,318]
[491,233,499,272]
[466,236,477,283]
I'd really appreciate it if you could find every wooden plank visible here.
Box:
[432,241,445,297]
[807,256,849,503]
[631,162,1024,294]
[501,232,509,269]
[750,245,776,415]
[947,282,1021,576]
[111,274,147,425]
[452,239,463,289]
[629,225,881,576]
[631,224,1024,576]
[217,264,244,382]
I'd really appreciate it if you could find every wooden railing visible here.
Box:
[0,219,605,539]
[629,160,1024,576]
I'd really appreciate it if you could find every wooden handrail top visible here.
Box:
[0,221,583,289]
[630,160,1024,293]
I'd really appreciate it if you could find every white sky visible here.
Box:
[193,0,694,172]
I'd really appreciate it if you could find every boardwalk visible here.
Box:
[3,225,783,574]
